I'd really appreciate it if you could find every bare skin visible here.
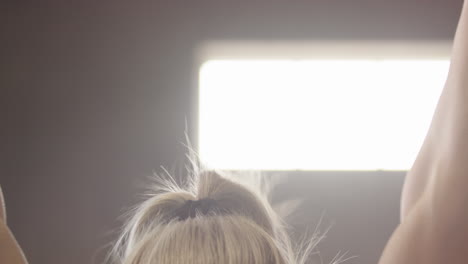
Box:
[0,186,28,264]
[379,1,468,264]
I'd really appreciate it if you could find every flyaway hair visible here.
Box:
[107,160,330,264]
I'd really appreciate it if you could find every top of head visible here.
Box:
[112,171,294,264]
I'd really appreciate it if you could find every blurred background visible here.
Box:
[1,0,463,263]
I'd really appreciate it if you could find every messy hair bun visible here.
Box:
[109,168,314,264]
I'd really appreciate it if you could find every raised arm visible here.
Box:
[379,2,468,264]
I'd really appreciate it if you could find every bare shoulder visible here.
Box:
[380,2,468,263]
[379,184,468,264]
[0,185,29,264]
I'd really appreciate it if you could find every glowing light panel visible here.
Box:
[199,60,450,170]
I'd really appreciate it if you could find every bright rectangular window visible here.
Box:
[199,58,450,171]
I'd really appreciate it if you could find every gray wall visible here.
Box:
[1,1,463,263]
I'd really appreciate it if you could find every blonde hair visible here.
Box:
[109,168,315,264]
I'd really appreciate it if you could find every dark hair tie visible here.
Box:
[172,198,220,221]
